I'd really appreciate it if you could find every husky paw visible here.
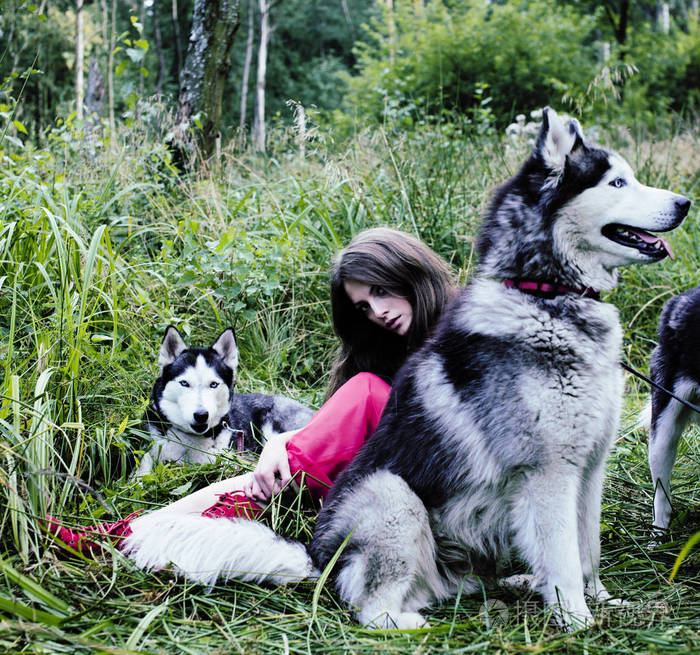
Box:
[584,580,626,605]
[647,527,670,550]
[389,612,430,630]
[363,611,430,630]
[498,574,538,593]
[557,607,594,632]
[602,596,629,607]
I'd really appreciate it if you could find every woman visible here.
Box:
[48,227,457,552]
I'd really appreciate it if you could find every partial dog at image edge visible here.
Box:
[648,285,700,534]
[122,108,689,630]
[135,326,314,476]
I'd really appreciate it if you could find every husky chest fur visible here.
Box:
[309,108,689,629]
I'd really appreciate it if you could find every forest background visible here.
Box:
[1,1,699,653]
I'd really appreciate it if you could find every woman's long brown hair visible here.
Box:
[326,227,457,397]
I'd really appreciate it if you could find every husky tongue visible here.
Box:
[632,228,675,260]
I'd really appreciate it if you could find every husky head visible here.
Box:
[477,107,690,291]
[154,326,238,435]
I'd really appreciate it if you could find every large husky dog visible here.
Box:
[123,109,689,629]
[135,326,314,476]
[648,286,700,532]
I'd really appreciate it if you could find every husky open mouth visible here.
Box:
[601,223,675,260]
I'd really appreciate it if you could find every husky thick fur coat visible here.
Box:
[124,109,689,629]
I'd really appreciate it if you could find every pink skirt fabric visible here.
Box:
[202,372,391,518]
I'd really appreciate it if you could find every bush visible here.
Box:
[343,1,599,129]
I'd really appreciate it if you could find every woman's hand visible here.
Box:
[242,429,299,502]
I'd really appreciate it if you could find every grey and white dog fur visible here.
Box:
[135,326,314,476]
[648,286,700,533]
[122,109,689,629]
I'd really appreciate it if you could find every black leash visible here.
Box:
[620,361,700,415]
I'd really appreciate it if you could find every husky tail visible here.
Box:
[122,513,317,587]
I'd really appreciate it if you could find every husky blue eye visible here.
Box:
[610,177,626,188]
[210,381,219,388]
[179,380,189,387]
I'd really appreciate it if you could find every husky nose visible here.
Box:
[193,410,209,424]
[675,196,691,217]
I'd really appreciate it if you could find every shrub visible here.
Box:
[343,1,599,129]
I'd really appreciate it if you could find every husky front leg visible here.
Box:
[578,453,618,603]
[512,469,592,629]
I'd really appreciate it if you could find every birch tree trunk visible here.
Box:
[252,0,270,152]
[106,0,116,133]
[386,0,395,66]
[139,0,146,96]
[175,0,240,160]
[239,0,255,139]
[75,0,84,119]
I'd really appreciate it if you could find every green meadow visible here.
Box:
[0,110,698,653]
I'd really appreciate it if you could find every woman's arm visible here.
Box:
[242,429,300,501]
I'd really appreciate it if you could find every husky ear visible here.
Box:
[568,117,584,148]
[159,326,187,370]
[211,327,239,372]
[536,107,580,171]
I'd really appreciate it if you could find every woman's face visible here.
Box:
[343,279,413,336]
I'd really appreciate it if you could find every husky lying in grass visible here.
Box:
[135,326,313,476]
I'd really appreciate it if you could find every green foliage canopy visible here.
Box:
[344,1,600,128]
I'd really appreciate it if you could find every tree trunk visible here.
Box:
[75,0,84,119]
[139,0,146,97]
[152,0,167,95]
[252,0,270,152]
[657,2,670,33]
[172,0,183,85]
[85,56,105,121]
[175,0,240,160]
[341,0,354,39]
[239,0,255,139]
[386,0,395,66]
[106,0,116,133]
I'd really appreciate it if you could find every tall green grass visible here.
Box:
[0,116,698,653]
